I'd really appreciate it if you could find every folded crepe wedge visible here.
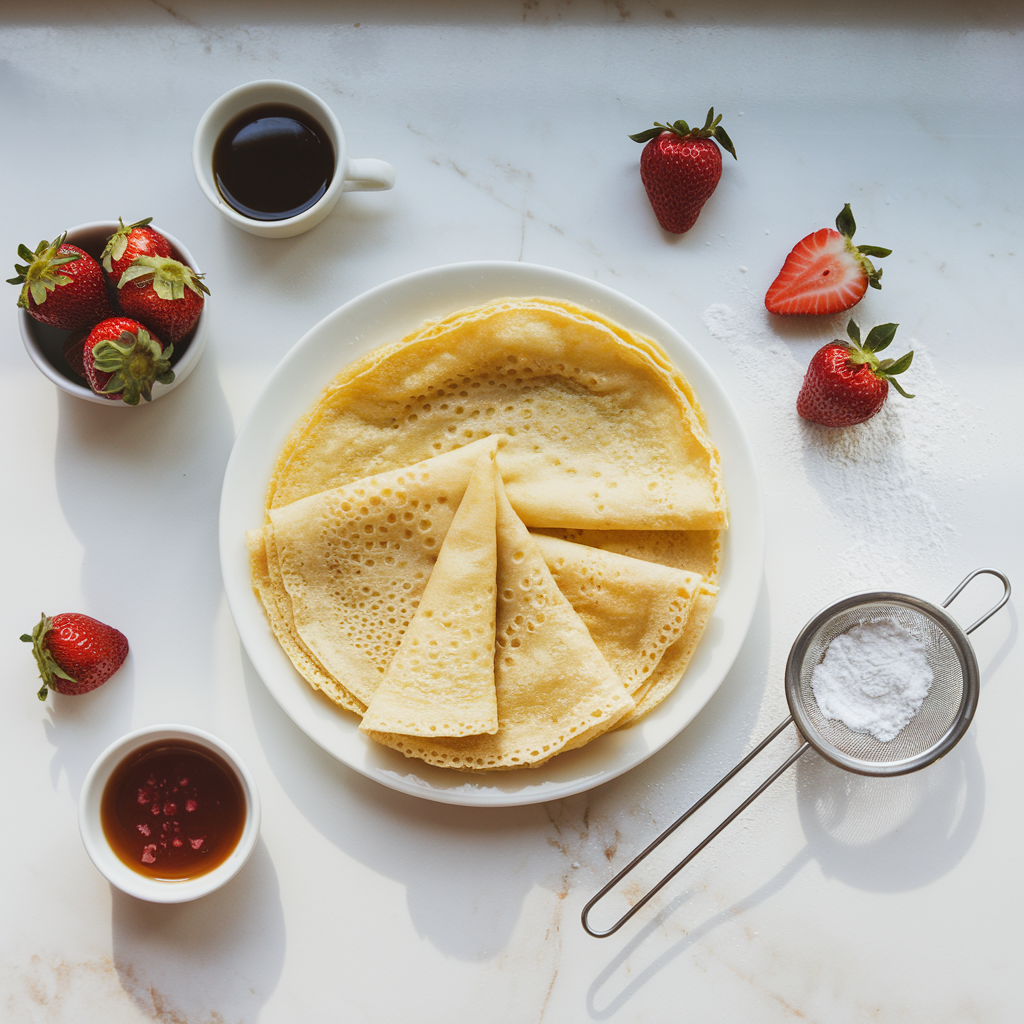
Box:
[248,526,365,713]
[533,527,723,584]
[532,528,724,729]
[531,534,709,700]
[359,451,499,737]
[363,469,634,770]
[267,299,726,533]
[616,587,718,727]
[253,436,501,707]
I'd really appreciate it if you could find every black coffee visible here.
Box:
[213,103,336,221]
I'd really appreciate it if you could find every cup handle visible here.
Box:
[343,158,396,192]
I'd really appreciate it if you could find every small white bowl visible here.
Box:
[79,724,260,903]
[192,79,395,238]
[18,221,209,406]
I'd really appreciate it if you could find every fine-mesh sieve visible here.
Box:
[582,568,1010,938]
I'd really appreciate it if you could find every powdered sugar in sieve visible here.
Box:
[810,618,934,742]
[582,568,1009,938]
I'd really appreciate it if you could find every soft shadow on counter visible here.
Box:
[45,348,236,800]
[586,844,814,1020]
[109,838,285,1022]
[794,594,1015,893]
[797,738,983,891]
[241,650,540,959]
[238,570,774,963]
[577,577,1016,1016]
[581,732,986,1019]
[41,665,135,803]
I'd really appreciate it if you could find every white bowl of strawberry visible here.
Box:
[13,219,209,405]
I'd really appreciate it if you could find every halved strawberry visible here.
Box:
[765,205,891,316]
[82,316,174,405]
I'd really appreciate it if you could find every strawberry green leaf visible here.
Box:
[846,320,862,344]
[865,322,899,352]
[885,350,914,375]
[632,112,736,157]
[29,275,72,304]
[10,233,82,310]
[836,204,857,239]
[23,613,74,701]
[628,127,664,142]
[91,328,174,404]
[888,377,915,399]
[857,245,893,258]
[119,256,210,300]
[713,125,737,159]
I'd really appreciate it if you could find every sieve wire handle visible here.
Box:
[942,568,1011,635]
[581,717,810,938]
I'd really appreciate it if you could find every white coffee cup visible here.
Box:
[192,80,395,238]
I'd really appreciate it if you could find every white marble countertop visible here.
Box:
[2,4,1021,1021]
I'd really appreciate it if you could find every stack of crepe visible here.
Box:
[247,298,727,771]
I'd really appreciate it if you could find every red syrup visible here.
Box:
[100,740,245,880]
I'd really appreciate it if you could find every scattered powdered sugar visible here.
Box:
[810,619,934,741]
[700,294,975,734]
[702,298,971,599]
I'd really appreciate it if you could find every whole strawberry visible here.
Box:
[22,612,128,701]
[630,108,737,233]
[797,320,914,427]
[82,316,175,405]
[100,217,173,284]
[117,255,209,344]
[8,232,114,330]
[766,205,892,315]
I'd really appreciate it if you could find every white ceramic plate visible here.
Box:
[219,262,764,806]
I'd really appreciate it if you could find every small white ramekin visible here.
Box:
[192,79,395,238]
[18,221,209,405]
[78,724,260,903]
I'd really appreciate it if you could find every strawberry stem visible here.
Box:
[835,204,892,290]
[118,256,210,300]
[91,328,175,405]
[629,107,737,158]
[7,232,83,309]
[21,613,74,701]
[842,320,915,399]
